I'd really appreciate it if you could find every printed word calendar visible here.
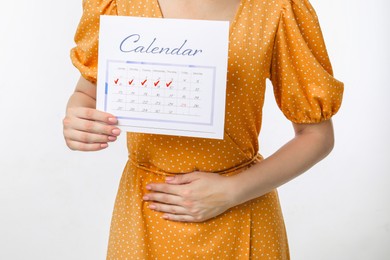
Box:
[97,16,229,139]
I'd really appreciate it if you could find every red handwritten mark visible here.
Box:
[128,79,134,85]
[114,78,119,84]
[154,80,160,87]
[141,79,147,86]
[166,80,173,87]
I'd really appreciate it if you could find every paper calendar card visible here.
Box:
[97,16,229,139]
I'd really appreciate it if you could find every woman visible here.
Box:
[63,0,344,258]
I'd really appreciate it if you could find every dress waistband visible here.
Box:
[129,154,263,176]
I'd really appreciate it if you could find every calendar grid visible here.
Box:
[104,60,216,125]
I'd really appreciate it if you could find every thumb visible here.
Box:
[165,172,199,184]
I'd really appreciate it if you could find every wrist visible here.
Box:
[225,166,266,207]
[224,174,246,208]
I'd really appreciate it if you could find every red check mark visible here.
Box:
[114,78,119,84]
[154,80,160,87]
[141,79,147,86]
[128,79,134,85]
[166,80,173,87]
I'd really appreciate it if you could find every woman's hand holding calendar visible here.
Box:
[63,76,121,151]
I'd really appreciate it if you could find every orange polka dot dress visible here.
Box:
[71,0,344,258]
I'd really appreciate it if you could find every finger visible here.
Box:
[64,116,121,136]
[148,203,187,215]
[146,183,183,196]
[65,139,109,151]
[143,192,182,206]
[64,128,117,143]
[165,172,200,184]
[162,214,198,223]
[68,107,118,125]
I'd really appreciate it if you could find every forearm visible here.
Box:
[66,76,97,109]
[230,120,335,206]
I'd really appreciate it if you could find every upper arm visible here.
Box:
[292,119,335,153]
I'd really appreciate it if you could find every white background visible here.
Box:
[0,0,388,259]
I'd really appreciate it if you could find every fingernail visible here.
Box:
[148,204,156,209]
[143,196,149,200]
[146,185,151,190]
[100,143,108,148]
[108,136,117,141]
[165,176,174,182]
[108,117,117,123]
[112,129,121,135]
[162,215,169,219]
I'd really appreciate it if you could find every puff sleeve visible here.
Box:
[270,0,344,123]
[70,0,117,83]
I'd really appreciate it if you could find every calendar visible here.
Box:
[97,16,229,139]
